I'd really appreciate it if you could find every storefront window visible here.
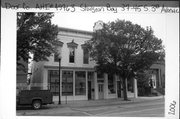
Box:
[62,71,73,96]
[48,70,59,96]
[75,71,86,95]
[108,74,116,94]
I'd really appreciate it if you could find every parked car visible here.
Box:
[17,90,53,109]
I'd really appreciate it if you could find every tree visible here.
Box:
[17,12,59,66]
[135,70,152,96]
[86,19,165,100]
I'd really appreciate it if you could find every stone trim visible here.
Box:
[67,40,78,48]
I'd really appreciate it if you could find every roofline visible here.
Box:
[58,27,93,35]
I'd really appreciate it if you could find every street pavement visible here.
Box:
[17,96,164,117]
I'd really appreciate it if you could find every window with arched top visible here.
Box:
[69,47,75,63]
[67,40,78,63]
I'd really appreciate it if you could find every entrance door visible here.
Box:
[88,81,91,100]
[151,74,157,89]
[98,84,104,99]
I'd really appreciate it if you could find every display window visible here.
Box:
[75,71,86,95]
[62,71,73,96]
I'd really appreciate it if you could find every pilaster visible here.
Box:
[104,73,108,99]
[114,74,118,96]
[94,72,98,100]
[133,78,138,98]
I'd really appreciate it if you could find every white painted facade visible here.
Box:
[30,27,138,102]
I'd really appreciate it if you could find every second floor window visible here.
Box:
[69,47,75,63]
[54,47,62,62]
[53,40,63,62]
[67,40,78,63]
[83,48,89,64]
[54,53,59,62]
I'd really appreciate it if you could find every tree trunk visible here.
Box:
[117,80,122,98]
[122,78,128,101]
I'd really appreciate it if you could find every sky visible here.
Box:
[51,12,166,44]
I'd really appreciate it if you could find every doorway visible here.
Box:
[98,83,104,99]
[88,81,91,100]
[88,72,94,100]
[151,74,157,89]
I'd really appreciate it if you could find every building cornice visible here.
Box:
[58,33,92,39]
[58,27,93,36]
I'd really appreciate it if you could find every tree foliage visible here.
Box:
[135,70,153,96]
[17,12,59,64]
[86,19,165,100]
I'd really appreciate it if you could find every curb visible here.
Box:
[50,96,164,108]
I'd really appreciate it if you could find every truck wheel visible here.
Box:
[32,100,41,109]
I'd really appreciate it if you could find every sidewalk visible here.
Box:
[17,96,164,116]
[51,96,164,108]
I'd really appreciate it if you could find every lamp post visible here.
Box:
[58,56,62,105]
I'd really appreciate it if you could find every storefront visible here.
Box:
[41,66,138,102]
[41,66,132,102]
